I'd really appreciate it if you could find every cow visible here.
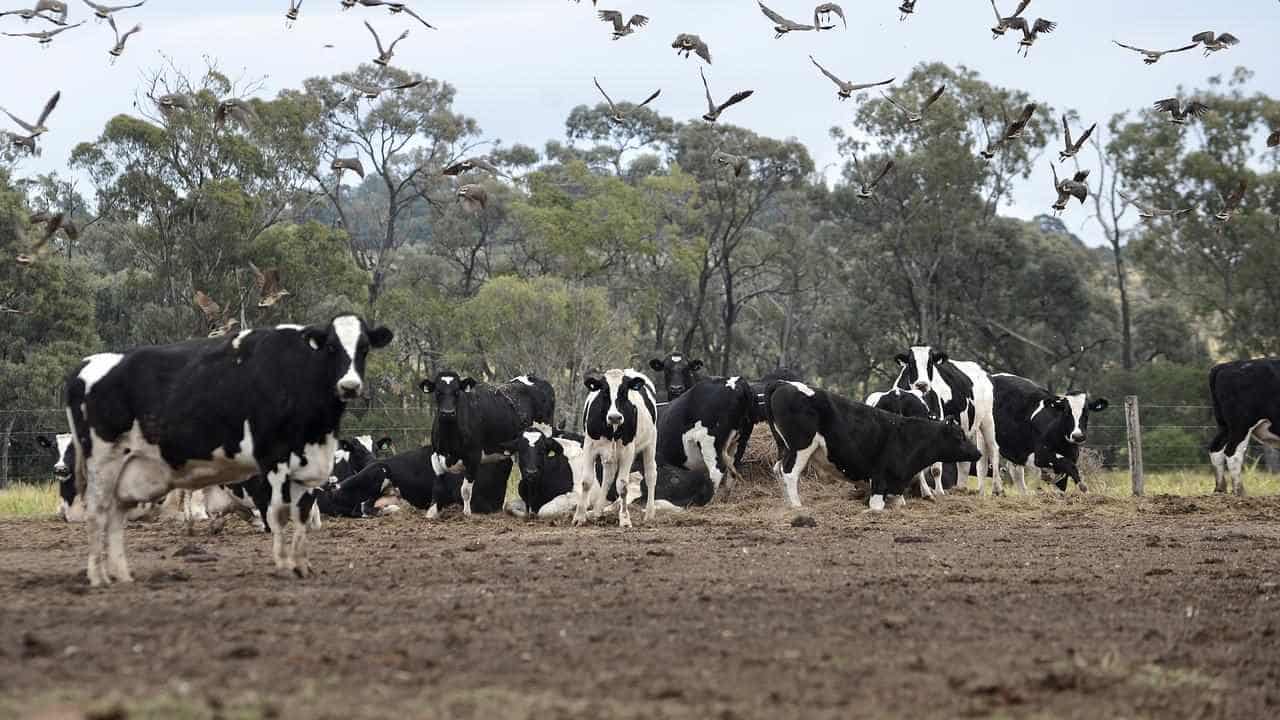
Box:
[649,353,703,402]
[1208,359,1280,496]
[332,436,376,484]
[655,376,754,500]
[865,387,948,499]
[574,369,660,527]
[765,380,982,511]
[64,315,393,587]
[990,373,1109,494]
[419,372,554,517]
[35,433,79,521]
[319,445,512,516]
[894,345,1001,495]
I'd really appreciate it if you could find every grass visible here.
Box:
[0,481,59,519]
[1088,468,1280,497]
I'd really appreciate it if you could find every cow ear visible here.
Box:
[546,445,558,458]
[894,353,910,367]
[460,378,477,392]
[376,436,394,451]
[302,326,328,350]
[496,439,519,455]
[648,358,665,372]
[628,376,649,391]
[35,435,52,449]
[689,359,704,372]
[1089,398,1109,412]
[584,377,604,392]
[419,379,435,394]
[367,326,394,348]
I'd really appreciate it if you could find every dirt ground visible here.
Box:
[2,473,1280,720]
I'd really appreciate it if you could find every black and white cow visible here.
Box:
[319,444,513,516]
[765,380,981,511]
[575,369,660,527]
[894,345,1001,495]
[419,372,554,518]
[991,373,1109,494]
[865,387,948,499]
[649,353,703,402]
[656,376,754,499]
[35,433,79,521]
[64,315,393,587]
[748,368,805,424]
[1208,358,1280,496]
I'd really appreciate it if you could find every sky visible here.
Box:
[3,0,1278,247]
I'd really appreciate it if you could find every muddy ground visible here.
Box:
[2,476,1279,720]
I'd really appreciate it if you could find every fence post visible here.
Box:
[1125,395,1144,497]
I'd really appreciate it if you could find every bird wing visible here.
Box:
[849,77,894,91]
[1073,122,1096,151]
[758,1,790,26]
[1011,0,1030,16]
[1161,43,1200,55]
[593,77,618,113]
[387,28,410,53]
[1112,41,1150,54]
[0,108,36,134]
[1223,180,1246,210]
[36,91,60,127]
[389,79,423,91]
[1032,19,1056,34]
[817,3,846,29]
[627,14,649,29]
[881,92,912,115]
[598,9,624,31]
[121,22,142,41]
[870,159,894,187]
[694,38,712,64]
[921,84,947,111]
[635,88,661,109]
[716,90,754,114]
[441,160,467,176]
[1152,97,1180,114]
[400,7,434,29]
[1072,169,1090,183]
[808,55,846,89]
[1061,114,1073,150]
[364,21,386,56]
[1191,31,1215,44]
[701,66,716,113]
[1002,16,1028,32]
[247,261,266,290]
[1050,163,1061,191]
[989,0,1003,23]
[1005,103,1036,137]
[1186,101,1210,118]
[194,291,222,321]
[1067,181,1088,203]
[1217,33,1240,46]
[108,14,119,40]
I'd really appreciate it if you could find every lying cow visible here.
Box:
[318,445,512,517]
[65,315,392,586]
[991,373,1108,493]
[765,380,981,511]
[656,376,754,500]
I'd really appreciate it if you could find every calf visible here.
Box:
[1208,359,1280,496]
[35,433,79,521]
[991,373,1108,493]
[656,376,754,499]
[766,380,981,511]
[866,387,947,498]
[64,315,392,586]
[894,345,1001,494]
[649,353,703,402]
[420,372,554,517]
[574,369,660,527]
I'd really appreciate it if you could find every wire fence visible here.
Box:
[0,402,1266,486]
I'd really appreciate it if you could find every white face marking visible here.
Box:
[355,435,373,452]
[726,376,739,389]
[232,329,253,350]
[334,449,351,465]
[604,369,626,423]
[442,377,455,385]
[910,346,932,388]
[275,324,304,331]
[54,433,72,471]
[78,353,124,396]
[333,315,364,392]
[1065,394,1088,441]
[787,381,815,397]
[513,375,534,386]
[523,430,545,447]
[671,355,683,363]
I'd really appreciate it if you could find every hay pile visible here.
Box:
[733,424,848,501]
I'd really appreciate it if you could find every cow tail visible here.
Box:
[1207,364,1228,453]
[72,430,88,499]
[733,381,755,469]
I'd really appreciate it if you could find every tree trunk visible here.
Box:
[0,415,15,489]
[1112,239,1134,370]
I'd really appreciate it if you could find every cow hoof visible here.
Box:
[292,563,313,579]
[867,495,886,512]
[572,515,588,527]
[1234,487,1247,498]
[892,496,906,508]
[1077,482,1089,494]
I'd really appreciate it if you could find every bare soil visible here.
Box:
[3,475,1280,720]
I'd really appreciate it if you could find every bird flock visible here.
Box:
[1,0,1274,275]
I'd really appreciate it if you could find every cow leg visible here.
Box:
[84,457,118,587]
[289,482,313,577]
[868,476,886,512]
[1227,438,1249,497]
[918,472,935,501]
[571,449,597,526]
[265,466,293,573]
[641,444,659,523]
[615,445,638,528]
[1210,429,1247,494]
[977,418,1000,491]
[778,438,819,509]
[696,434,724,496]
[718,430,742,499]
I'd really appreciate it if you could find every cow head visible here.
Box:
[932,421,983,466]
[1042,393,1109,445]
[335,437,375,478]
[649,354,703,400]
[375,436,396,454]
[419,371,476,422]
[501,430,561,482]
[301,315,394,401]
[895,346,947,394]
[36,433,77,520]
[584,369,655,441]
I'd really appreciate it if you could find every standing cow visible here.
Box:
[575,369,660,527]
[866,387,948,499]
[649,353,703,402]
[65,316,393,586]
[766,380,981,511]
[419,372,554,517]
[991,373,1108,493]
[894,345,1001,495]
[656,376,755,500]
[1208,359,1280,496]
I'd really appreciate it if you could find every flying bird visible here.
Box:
[594,77,660,124]
[881,84,946,124]
[978,103,1037,160]
[1,91,60,137]
[1153,97,1209,125]
[1051,165,1089,215]
[344,0,435,29]
[152,92,193,118]
[215,98,256,129]
[106,16,142,63]
[33,0,67,24]
[989,0,1029,38]
[1268,129,1279,148]
[331,156,365,179]
[1058,115,1095,162]
[897,0,916,21]
[700,67,753,123]
[82,1,147,21]
[1214,179,1246,225]
[338,77,422,99]
[758,1,826,37]
[1112,40,1199,65]
[671,33,712,63]
[364,20,409,67]
[3,131,38,155]
[1117,191,1194,222]
[15,211,73,266]
[810,56,893,101]
[442,156,505,177]
[813,3,845,30]
[457,184,488,213]
[854,158,894,199]
[597,9,647,39]
[250,262,291,308]
[285,0,301,26]
[1003,16,1055,56]
[1191,31,1239,56]
[0,8,62,23]
[3,21,83,45]
[712,150,749,178]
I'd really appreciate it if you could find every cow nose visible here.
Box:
[607,412,623,426]
[913,381,929,391]
[1071,432,1086,443]
[439,408,456,418]
[338,378,362,396]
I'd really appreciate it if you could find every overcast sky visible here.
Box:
[4,0,1278,246]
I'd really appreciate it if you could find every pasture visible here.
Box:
[4,467,1278,720]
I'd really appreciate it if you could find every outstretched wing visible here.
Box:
[627,14,649,29]
[1191,31,1215,44]
[1050,162,1061,191]
[1061,114,1073,149]
[635,88,661,109]
[715,90,754,114]
[387,28,410,54]
[1161,43,1200,55]
[921,84,947,111]
[1186,101,1210,118]
[1216,33,1240,46]
[758,1,789,25]
[700,66,715,113]
[1152,97,1180,114]
[1073,122,1096,150]
[593,76,617,113]
[808,55,845,88]
[870,159,895,187]
[881,92,912,115]
[364,20,385,55]
[36,91,60,127]
[1032,19,1056,35]
[401,7,435,29]
[598,9,624,32]
[1112,41,1151,55]
[694,38,712,64]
